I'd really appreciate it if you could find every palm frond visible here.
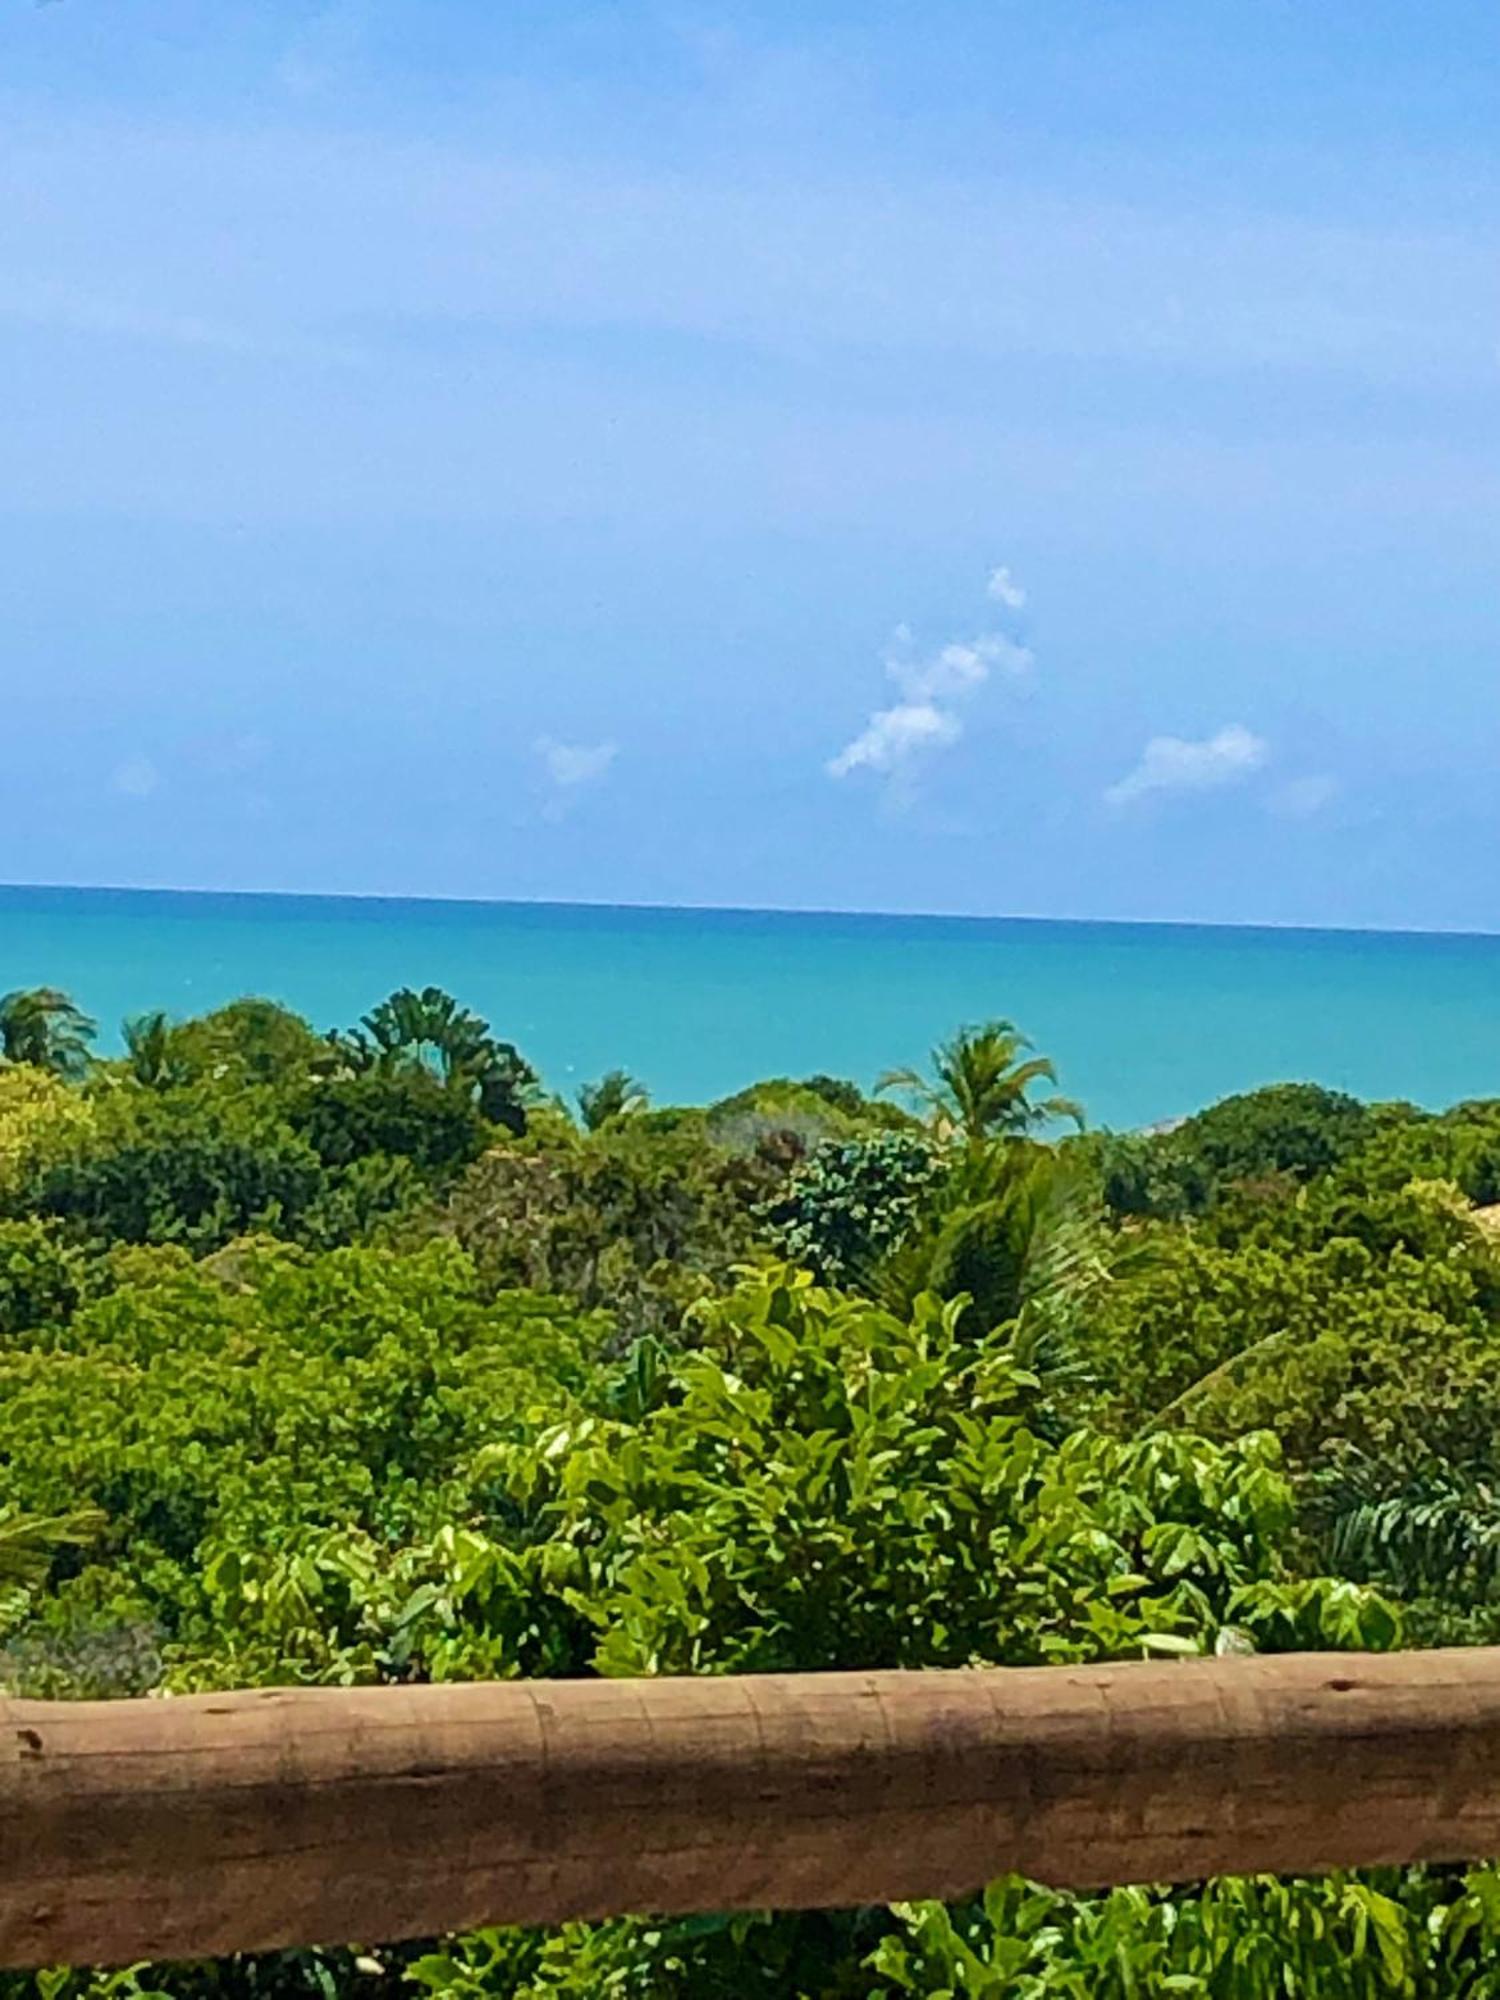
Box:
[1329,1475,1500,1598]
[878,1023,1081,1145]
[0,1507,105,1590]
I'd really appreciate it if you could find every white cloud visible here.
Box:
[536,737,618,791]
[1268,773,1338,819]
[829,568,1030,790]
[1105,724,1267,806]
[827,701,960,778]
[890,630,1033,703]
[112,754,159,799]
[986,565,1027,610]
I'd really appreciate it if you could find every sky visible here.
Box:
[2,1,1498,929]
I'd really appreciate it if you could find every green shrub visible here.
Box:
[762,1132,939,1283]
[0,1218,80,1334]
[23,1085,328,1252]
[288,1069,490,1175]
[0,1241,606,1686]
[151,997,330,1089]
[1178,1082,1374,1187]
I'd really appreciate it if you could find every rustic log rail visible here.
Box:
[6,1649,1500,1969]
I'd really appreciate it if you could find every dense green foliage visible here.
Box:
[8,994,1500,1993]
[762,1131,940,1282]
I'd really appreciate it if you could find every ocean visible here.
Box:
[2,883,1498,1130]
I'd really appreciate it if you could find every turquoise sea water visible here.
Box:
[2,884,1499,1130]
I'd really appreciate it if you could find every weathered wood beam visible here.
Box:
[6,1650,1500,1969]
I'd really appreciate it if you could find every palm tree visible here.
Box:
[354,987,537,1136]
[578,1069,649,1132]
[0,987,97,1079]
[877,1021,1082,1147]
[319,1026,379,1076]
[360,987,495,1083]
[874,1141,1107,1366]
[122,1010,177,1088]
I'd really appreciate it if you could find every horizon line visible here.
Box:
[2,878,1499,947]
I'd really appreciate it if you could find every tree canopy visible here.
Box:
[2,997,1500,1994]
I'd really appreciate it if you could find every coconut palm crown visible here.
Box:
[877,1019,1082,1146]
[0,986,97,1080]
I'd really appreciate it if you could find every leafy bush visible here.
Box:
[1338,1100,1500,1206]
[762,1131,940,1283]
[870,1868,1500,1998]
[145,998,330,1090]
[466,1268,1394,1683]
[0,1218,80,1335]
[0,1240,605,1689]
[1074,1125,1209,1220]
[703,1074,911,1159]
[432,1125,771,1344]
[22,1085,329,1253]
[0,1064,96,1200]
[287,1069,490,1175]
[1177,1082,1374,1188]
[1083,1210,1500,1578]
[1087,1084,1375,1222]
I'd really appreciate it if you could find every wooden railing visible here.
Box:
[6,1649,1500,1969]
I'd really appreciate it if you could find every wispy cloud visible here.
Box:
[828,700,961,778]
[1267,773,1337,819]
[536,736,618,817]
[1105,724,1267,806]
[887,628,1033,703]
[829,567,1032,793]
[986,565,1026,610]
[538,738,618,789]
[5,104,1488,386]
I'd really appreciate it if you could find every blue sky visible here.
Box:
[3,1,1498,928]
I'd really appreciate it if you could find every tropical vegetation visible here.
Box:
[5,989,1500,1992]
